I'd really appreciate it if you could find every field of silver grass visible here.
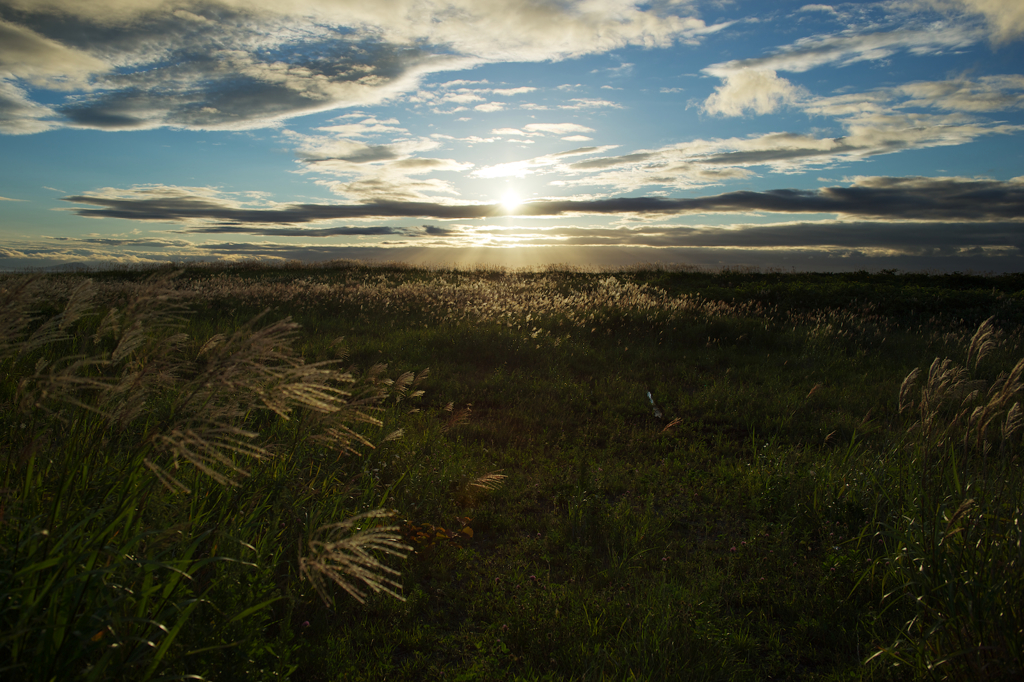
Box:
[1,264,1021,680]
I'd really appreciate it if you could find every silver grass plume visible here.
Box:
[900,318,1024,454]
[299,510,411,605]
[966,316,998,372]
[469,470,507,491]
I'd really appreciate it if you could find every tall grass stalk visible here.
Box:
[813,317,1024,680]
[0,274,417,679]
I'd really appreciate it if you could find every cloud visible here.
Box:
[922,0,1024,43]
[490,87,537,96]
[47,236,195,248]
[409,80,539,111]
[316,115,407,137]
[10,173,1024,272]
[285,129,474,202]
[801,75,1024,118]
[593,62,634,77]
[491,134,776,190]
[58,45,458,132]
[702,68,807,116]
[174,225,408,237]
[698,6,1007,120]
[422,224,453,235]
[0,19,108,89]
[438,220,1024,256]
[0,0,724,58]
[706,23,981,77]
[4,238,1019,274]
[444,92,487,104]
[0,0,726,133]
[296,140,401,164]
[16,179,1023,273]
[0,79,57,133]
[957,0,1024,41]
[524,123,596,135]
[490,123,597,139]
[895,75,1024,112]
[61,177,1024,226]
[473,145,617,179]
[0,194,24,201]
[547,79,1024,192]
[798,5,838,14]
[560,98,623,109]
[837,110,1022,154]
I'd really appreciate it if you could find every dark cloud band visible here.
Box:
[63,177,1024,225]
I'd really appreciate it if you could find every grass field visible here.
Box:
[2,261,1022,681]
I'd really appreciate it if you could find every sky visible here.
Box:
[2,0,1024,272]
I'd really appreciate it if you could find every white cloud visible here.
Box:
[921,0,1024,43]
[800,74,1024,156]
[472,145,617,179]
[702,69,807,116]
[704,24,982,77]
[895,75,1024,112]
[430,132,498,144]
[699,16,997,119]
[0,19,108,89]
[0,0,729,132]
[543,99,1023,191]
[472,159,543,179]
[414,83,539,112]
[840,110,1022,153]
[488,123,597,140]
[1,0,725,58]
[319,175,465,202]
[446,92,487,104]
[524,123,596,135]
[593,62,634,77]
[490,87,537,96]
[0,79,58,134]
[474,102,505,112]
[798,5,838,14]
[285,128,474,202]
[316,116,407,137]
[560,98,623,109]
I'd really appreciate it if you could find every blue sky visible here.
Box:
[2,0,1023,271]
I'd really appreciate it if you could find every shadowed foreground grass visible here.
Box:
[2,262,1022,681]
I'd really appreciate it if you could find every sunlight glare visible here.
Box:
[500,190,521,212]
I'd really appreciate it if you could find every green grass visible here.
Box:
[1,262,1022,681]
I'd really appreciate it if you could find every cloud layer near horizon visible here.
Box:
[38,176,1019,265]
[62,176,1024,224]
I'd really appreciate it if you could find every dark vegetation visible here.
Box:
[2,261,1022,681]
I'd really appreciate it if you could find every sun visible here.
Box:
[500,190,521,212]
